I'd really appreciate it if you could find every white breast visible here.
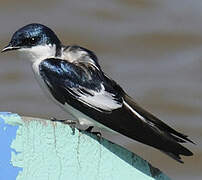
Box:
[18,44,56,63]
[32,63,117,133]
[18,45,117,132]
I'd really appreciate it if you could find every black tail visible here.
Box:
[161,146,193,163]
[123,95,194,163]
[161,151,184,163]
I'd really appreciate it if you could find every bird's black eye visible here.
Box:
[19,36,40,47]
[29,37,38,45]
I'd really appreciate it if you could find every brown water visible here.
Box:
[0,0,202,179]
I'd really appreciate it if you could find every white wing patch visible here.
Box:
[70,84,122,112]
[62,48,87,63]
[61,46,99,69]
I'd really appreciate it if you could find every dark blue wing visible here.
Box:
[39,58,193,163]
[39,58,123,112]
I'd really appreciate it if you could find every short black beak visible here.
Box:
[1,44,20,53]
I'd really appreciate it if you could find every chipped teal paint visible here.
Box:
[0,112,22,180]
[0,112,171,180]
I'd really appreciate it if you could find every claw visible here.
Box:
[85,126,102,138]
[50,117,77,134]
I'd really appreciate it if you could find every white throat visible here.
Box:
[18,44,57,63]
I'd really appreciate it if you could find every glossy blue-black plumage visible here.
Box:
[40,58,101,90]
[39,58,193,162]
[8,23,61,49]
[39,58,122,105]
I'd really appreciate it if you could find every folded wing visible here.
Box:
[39,58,122,112]
[39,56,193,163]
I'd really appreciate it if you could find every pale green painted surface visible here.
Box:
[0,113,171,180]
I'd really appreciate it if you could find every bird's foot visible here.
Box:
[85,126,102,138]
[51,117,77,134]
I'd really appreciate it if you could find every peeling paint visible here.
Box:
[0,113,171,180]
[0,112,23,180]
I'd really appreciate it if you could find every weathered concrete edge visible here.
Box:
[0,112,171,180]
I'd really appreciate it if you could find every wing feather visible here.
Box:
[39,58,122,112]
[124,94,195,144]
[38,46,193,163]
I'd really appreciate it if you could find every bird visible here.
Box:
[2,23,194,163]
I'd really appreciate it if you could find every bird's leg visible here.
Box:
[85,126,94,132]
[51,117,76,124]
[51,117,77,134]
[85,126,102,137]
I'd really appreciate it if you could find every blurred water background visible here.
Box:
[0,0,201,179]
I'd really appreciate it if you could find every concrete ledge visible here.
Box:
[0,112,171,180]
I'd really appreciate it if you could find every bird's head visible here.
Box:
[2,23,61,62]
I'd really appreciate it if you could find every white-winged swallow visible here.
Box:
[2,23,194,163]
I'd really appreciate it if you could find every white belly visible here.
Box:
[62,102,117,133]
[32,61,117,133]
